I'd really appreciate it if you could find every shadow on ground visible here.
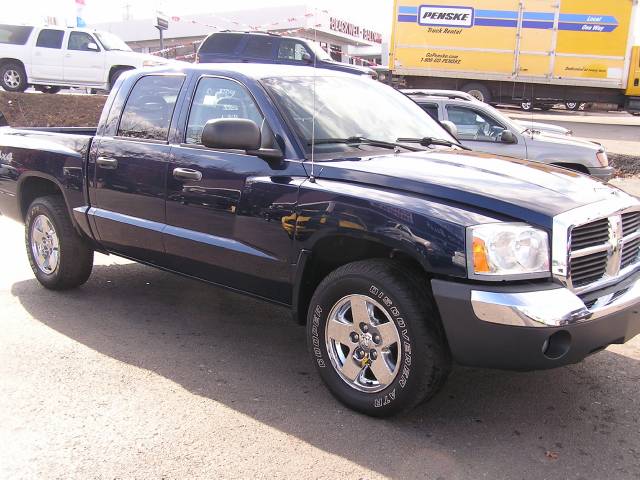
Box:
[11,262,640,479]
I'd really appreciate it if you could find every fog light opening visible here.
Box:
[542,330,571,359]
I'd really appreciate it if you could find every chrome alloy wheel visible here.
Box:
[3,69,21,89]
[325,294,402,393]
[31,215,60,274]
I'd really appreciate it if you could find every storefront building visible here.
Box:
[90,4,385,66]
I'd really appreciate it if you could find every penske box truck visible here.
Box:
[389,0,640,112]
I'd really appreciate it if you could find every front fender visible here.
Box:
[293,178,507,278]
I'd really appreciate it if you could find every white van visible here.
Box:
[0,24,170,93]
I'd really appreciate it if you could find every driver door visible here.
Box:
[63,31,105,84]
[444,105,525,159]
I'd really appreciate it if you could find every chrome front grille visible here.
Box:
[564,206,640,292]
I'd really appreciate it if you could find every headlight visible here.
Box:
[143,59,167,67]
[467,223,550,279]
[596,150,608,167]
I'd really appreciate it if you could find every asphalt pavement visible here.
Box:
[1,180,640,479]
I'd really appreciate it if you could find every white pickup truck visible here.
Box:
[0,24,170,93]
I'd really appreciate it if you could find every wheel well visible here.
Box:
[551,163,589,174]
[0,58,26,72]
[109,65,134,84]
[294,236,426,324]
[19,177,62,219]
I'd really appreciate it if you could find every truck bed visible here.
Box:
[0,126,94,221]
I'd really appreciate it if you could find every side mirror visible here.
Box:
[87,42,99,52]
[301,52,312,63]
[500,130,517,144]
[441,120,458,138]
[201,118,261,151]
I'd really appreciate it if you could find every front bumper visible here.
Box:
[588,166,614,181]
[431,274,640,370]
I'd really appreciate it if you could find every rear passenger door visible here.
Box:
[31,29,65,81]
[88,74,185,264]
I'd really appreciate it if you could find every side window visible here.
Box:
[200,33,243,54]
[36,29,64,49]
[446,106,505,142]
[0,25,33,45]
[420,103,439,120]
[68,32,98,51]
[277,40,309,61]
[118,75,184,141]
[186,77,264,145]
[242,37,275,59]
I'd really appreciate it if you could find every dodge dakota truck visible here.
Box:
[1,64,639,417]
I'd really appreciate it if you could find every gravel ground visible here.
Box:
[611,154,640,177]
[1,179,640,479]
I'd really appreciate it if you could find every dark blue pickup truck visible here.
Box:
[1,64,640,417]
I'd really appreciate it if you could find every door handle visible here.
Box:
[173,167,202,181]
[96,157,118,169]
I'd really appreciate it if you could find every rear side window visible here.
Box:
[0,24,33,45]
[199,33,243,55]
[420,103,439,120]
[242,37,274,59]
[118,75,184,141]
[36,29,64,49]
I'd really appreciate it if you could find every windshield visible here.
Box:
[95,31,132,51]
[306,41,333,61]
[262,75,455,156]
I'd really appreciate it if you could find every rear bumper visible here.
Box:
[587,166,614,181]
[431,275,640,371]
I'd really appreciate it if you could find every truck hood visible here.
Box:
[527,130,602,151]
[514,120,571,136]
[313,149,626,229]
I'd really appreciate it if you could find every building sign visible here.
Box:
[156,14,169,30]
[329,17,382,44]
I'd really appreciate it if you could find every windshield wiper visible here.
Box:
[308,136,424,152]
[396,137,470,150]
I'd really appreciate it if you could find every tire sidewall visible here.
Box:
[308,273,426,416]
[25,201,65,287]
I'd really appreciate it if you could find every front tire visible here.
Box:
[307,259,450,417]
[25,195,94,290]
[1,61,27,92]
[520,100,533,112]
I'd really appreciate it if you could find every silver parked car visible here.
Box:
[402,89,612,181]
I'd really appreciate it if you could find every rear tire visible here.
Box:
[35,85,61,94]
[461,82,491,103]
[307,259,451,417]
[1,61,27,92]
[25,195,94,290]
[565,101,582,111]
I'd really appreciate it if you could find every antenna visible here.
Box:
[309,8,318,183]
